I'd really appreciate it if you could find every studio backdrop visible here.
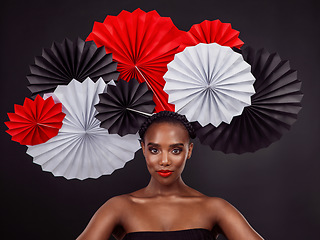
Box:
[1,0,319,239]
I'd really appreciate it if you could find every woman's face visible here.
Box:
[141,121,193,184]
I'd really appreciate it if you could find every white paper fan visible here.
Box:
[27,78,140,180]
[164,43,255,127]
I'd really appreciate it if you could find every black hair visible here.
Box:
[139,111,196,141]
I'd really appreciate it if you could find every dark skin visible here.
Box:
[77,122,263,240]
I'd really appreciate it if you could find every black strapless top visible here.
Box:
[122,228,214,240]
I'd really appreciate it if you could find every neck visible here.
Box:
[143,176,189,197]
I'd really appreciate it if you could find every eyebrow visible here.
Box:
[147,143,184,147]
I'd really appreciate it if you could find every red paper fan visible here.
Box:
[87,8,184,112]
[179,19,244,51]
[5,95,66,145]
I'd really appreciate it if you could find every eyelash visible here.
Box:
[148,148,183,154]
[172,148,182,154]
[149,148,158,154]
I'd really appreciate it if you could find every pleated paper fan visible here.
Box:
[95,78,155,136]
[193,46,303,154]
[27,37,119,97]
[5,95,65,145]
[87,8,185,112]
[179,19,244,51]
[27,78,140,180]
[164,43,255,127]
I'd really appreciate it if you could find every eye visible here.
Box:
[149,148,158,154]
[172,148,182,154]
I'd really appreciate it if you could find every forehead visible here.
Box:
[144,122,189,143]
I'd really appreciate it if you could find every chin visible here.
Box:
[154,175,180,185]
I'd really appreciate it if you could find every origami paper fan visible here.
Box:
[178,19,244,51]
[193,46,303,154]
[27,37,119,97]
[95,78,155,136]
[5,95,65,145]
[87,8,184,112]
[27,78,140,180]
[163,43,255,127]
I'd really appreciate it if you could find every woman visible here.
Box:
[77,111,263,240]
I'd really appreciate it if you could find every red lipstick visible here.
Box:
[157,170,173,177]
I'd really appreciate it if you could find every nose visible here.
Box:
[159,152,171,166]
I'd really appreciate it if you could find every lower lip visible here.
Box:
[157,171,173,177]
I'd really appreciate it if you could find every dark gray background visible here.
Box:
[1,0,319,239]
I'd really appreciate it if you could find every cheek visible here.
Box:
[145,154,158,168]
[171,154,187,168]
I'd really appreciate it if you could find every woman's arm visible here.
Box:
[210,198,264,240]
[76,196,124,240]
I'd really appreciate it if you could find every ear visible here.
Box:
[141,140,146,156]
[187,142,194,159]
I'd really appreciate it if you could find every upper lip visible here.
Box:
[157,170,173,173]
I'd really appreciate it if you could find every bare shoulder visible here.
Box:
[203,197,247,221]
[203,196,233,209]
[100,194,131,210]
[203,197,264,240]
[202,196,228,203]
[76,194,131,240]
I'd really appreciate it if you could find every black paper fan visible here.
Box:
[27,37,119,97]
[193,46,303,154]
[95,78,155,136]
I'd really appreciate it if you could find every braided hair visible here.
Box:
[139,111,196,142]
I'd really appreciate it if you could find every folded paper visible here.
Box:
[193,46,303,154]
[179,19,244,51]
[27,78,140,179]
[164,43,255,127]
[95,78,155,136]
[5,95,65,145]
[27,38,119,97]
[87,8,185,112]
